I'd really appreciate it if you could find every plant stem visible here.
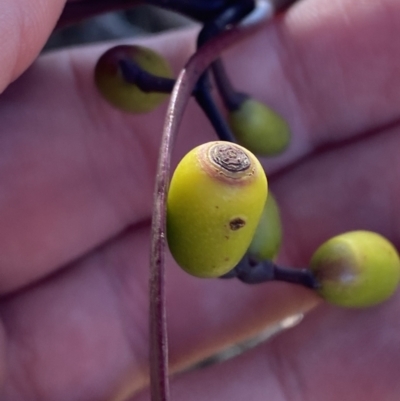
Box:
[195,75,236,142]
[273,264,318,289]
[193,0,255,142]
[212,58,247,111]
[119,55,239,142]
[222,256,319,289]
[149,3,274,401]
[119,59,175,93]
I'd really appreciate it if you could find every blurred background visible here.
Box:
[45,4,192,50]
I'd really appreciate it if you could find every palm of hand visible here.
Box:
[0,0,399,400]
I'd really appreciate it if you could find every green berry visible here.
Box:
[310,231,400,308]
[94,45,172,113]
[228,99,291,156]
[247,192,282,261]
[167,141,268,278]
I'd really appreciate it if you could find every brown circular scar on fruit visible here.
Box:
[198,142,257,183]
[210,143,250,172]
[229,217,246,231]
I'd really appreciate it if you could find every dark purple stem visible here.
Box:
[195,76,236,142]
[212,58,248,111]
[223,256,319,288]
[119,59,175,93]
[193,0,254,142]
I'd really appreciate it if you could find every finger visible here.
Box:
[0,0,66,92]
[132,293,400,401]
[0,223,318,401]
[273,123,400,266]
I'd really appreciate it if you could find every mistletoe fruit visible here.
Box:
[247,191,282,262]
[95,45,172,113]
[311,231,400,308]
[167,141,268,278]
[228,98,291,156]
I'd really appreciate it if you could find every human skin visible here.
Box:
[0,0,399,400]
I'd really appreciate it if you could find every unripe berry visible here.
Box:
[311,231,400,308]
[167,141,268,278]
[247,192,282,261]
[228,99,290,156]
[95,45,172,113]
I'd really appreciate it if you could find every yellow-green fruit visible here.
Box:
[95,45,172,113]
[310,231,400,308]
[247,192,282,261]
[228,99,291,156]
[167,141,268,278]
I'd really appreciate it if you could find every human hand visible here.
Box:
[0,0,399,400]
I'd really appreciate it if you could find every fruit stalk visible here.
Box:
[223,257,318,288]
[119,59,175,94]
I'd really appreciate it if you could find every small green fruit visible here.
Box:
[310,231,400,308]
[95,45,172,113]
[228,99,291,156]
[247,192,282,261]
[167,141,268,278]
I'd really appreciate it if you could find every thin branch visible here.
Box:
[193,0,254,142]
[119,59,175,93]
[223,256,319,288]
[212,58,247,111]
[195,75,236,142]
[149,2,275,401]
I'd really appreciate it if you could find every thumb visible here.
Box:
[0,0,66,93]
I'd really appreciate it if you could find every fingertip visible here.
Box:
[0,0,66,92]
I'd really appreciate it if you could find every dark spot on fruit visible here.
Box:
[229,217,246,231]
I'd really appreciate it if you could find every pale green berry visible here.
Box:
[228,99,291,156]
[311,231,400,308]
[95,45,172,113]
[247,192,282,261]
